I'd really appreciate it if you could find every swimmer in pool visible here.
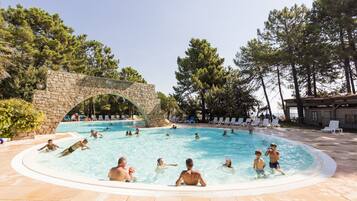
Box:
[108,157,135,182]
[90,130,103,138]
[59,139,89,157]
[175,158,206,186]
[253,150,266,178]
[156,158,178,170]
[265,143,285,175]
[195,133,200,140]
[223,130,228,136]
[135,128,140,135]
[38,139,59,152]
[223,159,233,168]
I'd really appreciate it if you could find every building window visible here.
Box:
[312,111,318,122]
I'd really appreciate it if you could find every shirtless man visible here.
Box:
[195,133,200,140]
[59,139,89,157]
[108,157,135,182]
[253,150,266,178]
[265,143,285,175]
[38,139,59,152]
[175,158,206,186]
[90,130,103,138]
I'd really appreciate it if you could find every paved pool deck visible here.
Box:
[1,124,357,201]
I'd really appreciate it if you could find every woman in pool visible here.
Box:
[59,139,89,157]
[221,159,235,174]
[156,158,178,170]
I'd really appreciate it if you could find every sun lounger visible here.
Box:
[272,118,280,127]
[91,115,96,121]
[98,115,103,121]
[105,115,110,121]
[234,118,244,126]
[251,119,261,126]
[217,117,224,124]
[229,117,236,125]
[262,118,271,127]
[210,117,218,124]
[241,118,251,126]
[321,120,343,133]
[223,117,231,125]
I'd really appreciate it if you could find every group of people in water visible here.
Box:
[125,128,140,136]
[39,127,285,186]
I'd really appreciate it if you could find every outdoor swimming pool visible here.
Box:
[29,121,317,185]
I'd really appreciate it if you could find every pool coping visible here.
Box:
[11,128,337,197]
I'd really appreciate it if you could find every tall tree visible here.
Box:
[174,38,226,121]
[119,66,146,83]
[261,5,309,124]
[235,39,273,120]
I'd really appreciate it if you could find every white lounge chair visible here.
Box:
[272,118,280,127]
[321,120,343,133]
[242,118,252,126]
[98,115,103,121]
[105,115,110,121]
[251,119,261,126]
[223,117,231,125]
[230,117,236,125]
[91,115,96,121]
[210,117,218,124]
[217,117,224,124]
[234,118,244,126]
[262,118,271,127]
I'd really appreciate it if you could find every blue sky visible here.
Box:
[1,0,313,113]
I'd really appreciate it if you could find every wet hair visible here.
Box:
[48,139,53,143]
[157,158,163,164]
[83,139,88,143]
[186,158,193,167]
[255,150,262,155]
[226,159,232,168]
[195,133,198,135]
[270,143,277,148]
[118,157,126,165]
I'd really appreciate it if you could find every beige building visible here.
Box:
[285,95,357,129]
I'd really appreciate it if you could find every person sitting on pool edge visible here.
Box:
[265,143,285,175]
[175,158,206,187]
[156,158,178,169]
[108,157,135,182]
[38,139,59,152]
[253,150,266,178]
[90,130,103,138]
[59,139,89,157]
[195,133,200,140]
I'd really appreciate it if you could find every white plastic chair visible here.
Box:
[223,117,231,125]
[230,117,236,125]
[242,118,252,126]
[262,118,270,127]
[91,115,96,121]
[234,118,244,126]
[251,119,261,126]
[272,118,280,127]
[217,117,224,124]
[321,120,343,133]
[210,117,218,124]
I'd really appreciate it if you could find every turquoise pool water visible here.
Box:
[34,121,315,185]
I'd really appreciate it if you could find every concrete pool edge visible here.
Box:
[11,130,337,197]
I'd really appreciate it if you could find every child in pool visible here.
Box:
[253,150,266,178]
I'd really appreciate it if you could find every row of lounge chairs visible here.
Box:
[90,115,124,121]
[209,117,280,127]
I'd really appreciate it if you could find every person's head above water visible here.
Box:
[255,150,262,158]
[82,139,88,144]
[270,143,277,149]
[186,158,194,169]
[157,158,164,166]
[225,159,232,168]
[118,157,127,167]
[48,139,53,144]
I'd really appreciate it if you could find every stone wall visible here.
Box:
[32,70,167,134]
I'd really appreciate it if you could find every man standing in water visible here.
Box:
[108,157,135,182]
[175,158,206,186]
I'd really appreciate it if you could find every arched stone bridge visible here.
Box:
[33,70,167,134]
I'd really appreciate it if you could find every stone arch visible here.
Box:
[32,70,166,134]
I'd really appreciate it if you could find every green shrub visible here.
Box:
[0,98,45,138]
